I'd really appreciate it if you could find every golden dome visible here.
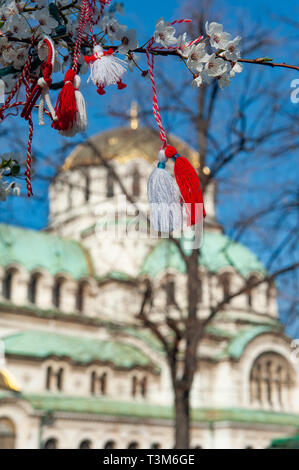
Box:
[62,127,200,172]
[0,368,20,392]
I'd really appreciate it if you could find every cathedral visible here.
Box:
[0,115,298,449]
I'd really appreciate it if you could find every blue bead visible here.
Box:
[157,162,166,169]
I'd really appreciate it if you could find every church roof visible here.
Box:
[212,325,283,361]
[141,231,266,278]
[2,392,298,427]
[0,223,94,280]
[61,126,199,172]
[2,330,159,372]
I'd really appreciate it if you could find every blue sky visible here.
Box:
[0,0,298,333]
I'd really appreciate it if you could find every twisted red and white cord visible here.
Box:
[72,0,89,73]
[145,19,193,148]
[146,38,167,148]
[93,0,110,26]
[24,79,33,197]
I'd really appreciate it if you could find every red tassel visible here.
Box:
[52,69,77,132]
[165,145,206,225]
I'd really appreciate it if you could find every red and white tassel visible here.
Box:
[21,36,55,122]
[147,149,182,233]
[37,37,57,125]
[51,69,77,133]
[165,145,206,226]
[84,45,127,95]
[59,75,88,137]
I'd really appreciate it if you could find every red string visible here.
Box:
[145,19,193,148]
[26,115,33,197]
[72,0,89,73]
[0,44,33,119]
[146,38,167,148]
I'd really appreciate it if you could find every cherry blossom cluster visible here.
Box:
[0,155,20,201]
[0,1,242,94]
[154,19,242,89]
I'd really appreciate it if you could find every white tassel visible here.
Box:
[38,78,57,126]
[86,45,127,94]
[37,36,57,126]
[60,75,87,137]
[147,150,182,233]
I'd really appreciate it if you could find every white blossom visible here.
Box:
[14,46,28,68]
[218,73,231,89]
[186,43,210,71]
[154,18,177,48]
[205,53,229,77]
[125,53,138,72]
[3,14,31,39]
[223,36,242,61]
[192,74,203,88]
[0,171,20,202]
[230,61,243,77]
[0,37,16,64]
[205,21,231,49]
[100,15,127,42]
[2,1,18,18]
[117,28,138,54]
[34,8,58,35]
[176,33,190,56]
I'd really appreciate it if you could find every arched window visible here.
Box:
[90,371,96,395]
[132,375,148,398]
[140,376,147,398]
[128,441,139,449]
[219,273,231,302]
[250,353,293,409]
[68,184,73,209]
[57,368,64,391]
[28,273,41,304]
[84,174,90,202]
[76,281,88,313]
[2,269,16,301]
[131,375,137,397]
[90,371,107,395]
[106,169,114,198]
[151,442,161,449]
[43,438,58,449]
[46,366,64,392]
[99,372,107,395]
[0,418,16,449]
[132,167,140,197]
[246,275,259,307]
[46,366,53,390]
[104,440,116,449]
[79,439,92,449]
[52,277,64,309]
[166,279,176,306]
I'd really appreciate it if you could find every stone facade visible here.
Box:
[0,127,298,449]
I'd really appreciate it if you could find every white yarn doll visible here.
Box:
[84,45,127,95]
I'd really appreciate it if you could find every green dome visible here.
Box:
[0,223,94,280]
[140,230,266,278]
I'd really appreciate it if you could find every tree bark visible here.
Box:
[175,386,191,449]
